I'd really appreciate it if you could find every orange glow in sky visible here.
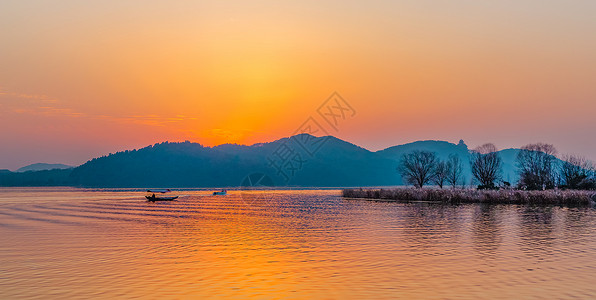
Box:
[1,1,595,169]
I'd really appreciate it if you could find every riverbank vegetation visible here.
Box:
[396,142,595,191]
[345,142,596,205]
[342,188,596,206]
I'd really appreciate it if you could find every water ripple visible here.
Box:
[1,188,595,299]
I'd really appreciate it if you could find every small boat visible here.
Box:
[213,189,227,196]
[146,189,179,201]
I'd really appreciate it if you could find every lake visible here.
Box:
[1,187,595,299]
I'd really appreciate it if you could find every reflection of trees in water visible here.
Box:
[400,203,464,249]
[561,207,595,241]
[518,206,556,261]
[518,206,596,260]
[471,204,504,260]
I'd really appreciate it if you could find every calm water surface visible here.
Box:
[1,187,595,299]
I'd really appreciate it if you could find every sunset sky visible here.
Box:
[1,1,595,170]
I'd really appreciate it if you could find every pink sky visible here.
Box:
[1,1,595,170]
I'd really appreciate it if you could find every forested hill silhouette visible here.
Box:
[68,134,399,187]
[1,134,526,187]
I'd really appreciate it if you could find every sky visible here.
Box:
[1,0,595,170]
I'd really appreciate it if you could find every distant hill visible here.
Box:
[376,139,522,185]
[377,139,472,183]
[0,134,564,187]
[68,134,399,188]
[0,168,73,186]
[16,163,73,172]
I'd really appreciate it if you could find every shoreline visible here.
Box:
[342,188,596,206]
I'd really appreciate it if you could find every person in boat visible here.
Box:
[213,189,226,195]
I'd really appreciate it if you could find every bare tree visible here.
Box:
[470,143,502,189]
[516,143,557,190]
[398,150,438,188]
[433,160,448,188]
[445,154,464,188]
[560,154,595,189]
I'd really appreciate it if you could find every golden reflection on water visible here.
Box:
[1,188,596,299]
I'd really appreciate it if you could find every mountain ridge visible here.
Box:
[0,134,551,187]
[15,163,73,173]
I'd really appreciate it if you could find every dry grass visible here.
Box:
[342,188,596,206]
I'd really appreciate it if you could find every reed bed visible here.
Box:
[342,188,596,206]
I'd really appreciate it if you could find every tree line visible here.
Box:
[397,143,596,190]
